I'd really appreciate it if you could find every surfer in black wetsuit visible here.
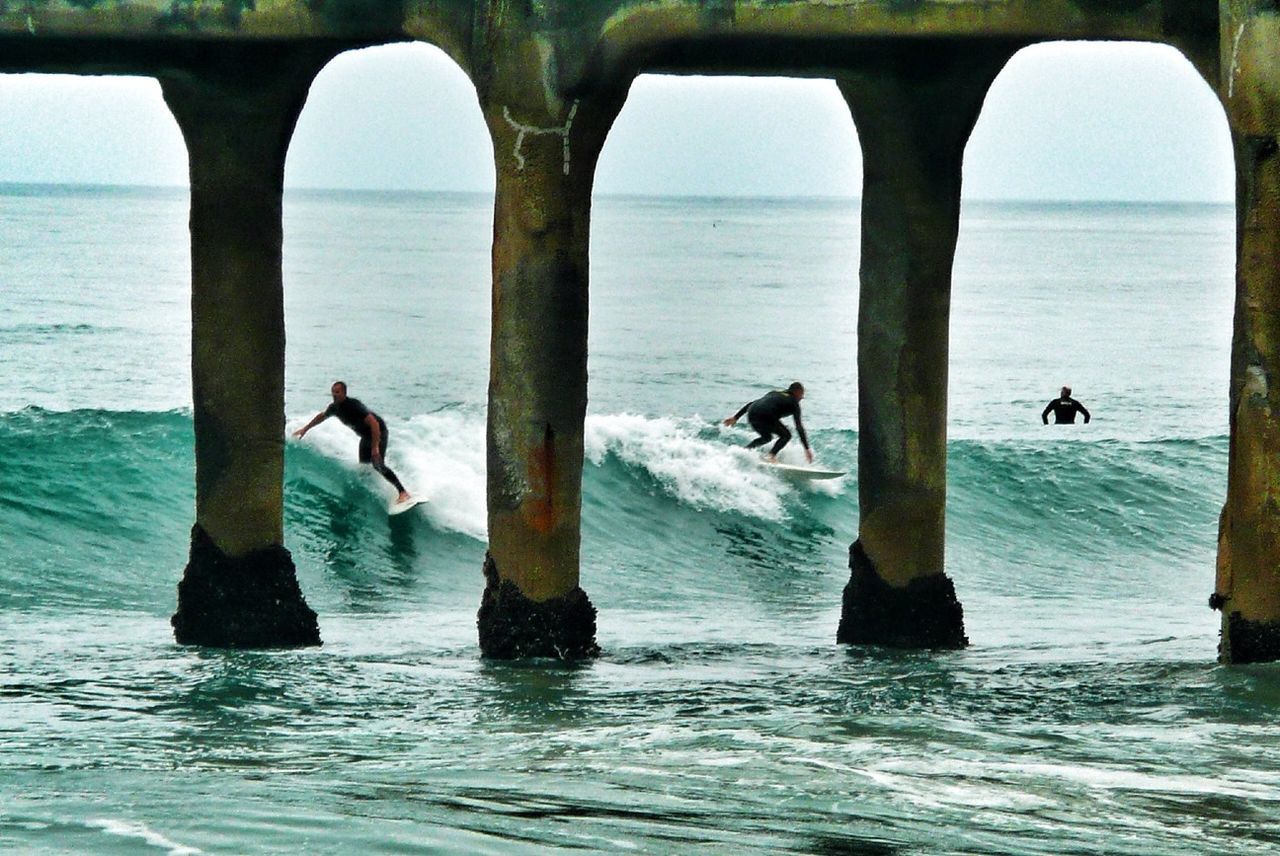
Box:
[723,381,814,463]
[293,381,412,504]
[1042,386,1091,425]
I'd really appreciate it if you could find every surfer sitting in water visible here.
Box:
[1041,386,1091,425]
[723,382,814,463]
[293,381,412,505]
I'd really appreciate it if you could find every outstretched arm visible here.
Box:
[794,412,814,463]
[723,401,753,427]
[292,410,329,439]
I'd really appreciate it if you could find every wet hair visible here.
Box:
[788,382,804,394]
[332,381,348,393]
[1061,385,1071,396]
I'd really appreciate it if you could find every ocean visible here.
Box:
[2,185,1277,853]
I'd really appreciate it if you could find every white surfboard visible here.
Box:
[388,496,426,516]
[763,461,846,481]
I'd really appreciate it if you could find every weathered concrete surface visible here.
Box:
[475,24,629,658]
[11,0,1280,663]
[1212,2,1280,664]
[478,553,599,658]
[162,48,326,647]
[173,524,320,647]
[839,541,967,648]
[0,2,1218,87]
[0,2,1200,45]
[835,43,1014,649]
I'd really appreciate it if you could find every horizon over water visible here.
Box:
[2,183,1276,854]
[0,178,1241,204]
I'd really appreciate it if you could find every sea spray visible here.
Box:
[586,412,810,520]
[288,407,488,540]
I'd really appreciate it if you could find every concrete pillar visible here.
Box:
[1211,5,1280,663]
[160,52,325,647]
[477,78,627,659]
[835,45,1014,649]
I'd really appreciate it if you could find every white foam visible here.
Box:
[290,415,361,463]
[585,413,790,520]
[87,818,202,855]
[396,411,488,539]
[290,409,814,536]
[289,409,488,540]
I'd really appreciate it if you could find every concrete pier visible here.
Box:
[475,43,628,658]
[1211,2,1280,663]
[835,45,1015,649]
[162,51,326,648]
[6,2,1280,662]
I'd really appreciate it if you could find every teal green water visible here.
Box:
[2,186,1277,853]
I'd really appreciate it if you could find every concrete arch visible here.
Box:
[280,38,495,402]
[954,39,1234,434]
[950,39,1236,646]
[965,41,1233,205]
[595,73,860,200]
[584,72,863,624]
[162,38,495,649]
[285,42,493,194]
[593,74,865,417]
[12,2,1280,664]
[0,72,186,189]
[279,40,495,557]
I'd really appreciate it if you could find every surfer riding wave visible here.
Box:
[723,382,814,464]
[293,380,414,507]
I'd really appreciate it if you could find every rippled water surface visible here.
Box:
[3,187,1278,853]
[5,613,1278,854]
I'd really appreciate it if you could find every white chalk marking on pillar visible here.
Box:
[502,107,529,171]
[502,100,581,175]
[1229,22,1245,99]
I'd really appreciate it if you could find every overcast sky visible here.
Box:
[0,40,1233,203]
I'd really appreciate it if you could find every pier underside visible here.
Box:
[5,1,1280,662]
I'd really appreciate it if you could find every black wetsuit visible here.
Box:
[1041,396,1091,424]
[326,397,407,492]
[732,390,810,456]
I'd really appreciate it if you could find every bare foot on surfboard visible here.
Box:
[389,495,425,516]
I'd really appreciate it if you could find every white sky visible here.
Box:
[0,40,1234,202]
